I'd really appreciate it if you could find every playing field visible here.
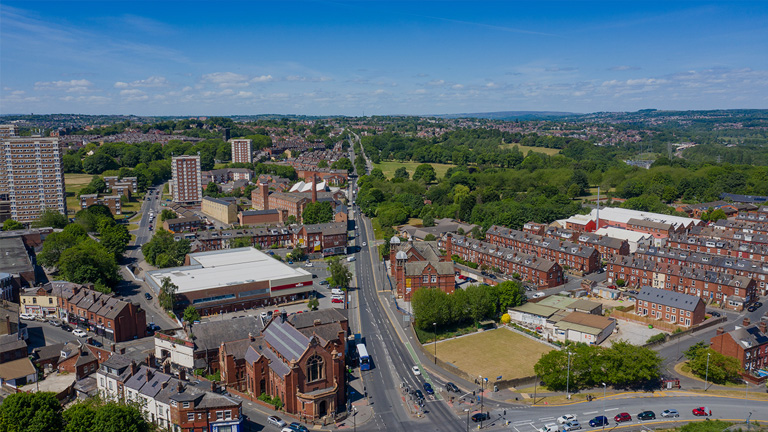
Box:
[64,174,95,215]
[373,161,455,180]
[501,144,561,156]
[434,328,553,380]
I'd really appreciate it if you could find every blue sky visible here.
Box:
[2,1,767,116]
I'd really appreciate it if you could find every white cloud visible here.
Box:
[251,75,273,83]
[451,84,464,89]
[34,79,93,91]
[202,72,250,88]
[113,76,168,88]
[427,79,445,86]
[609,65,641,71]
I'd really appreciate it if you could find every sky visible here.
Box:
[2,1,768,116]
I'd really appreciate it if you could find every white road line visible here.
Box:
[540,417,555,421]
[513,421,534,425]
[583,411,598,415]
[605,408,618,411]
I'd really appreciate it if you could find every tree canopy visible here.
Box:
[302,201,334,224]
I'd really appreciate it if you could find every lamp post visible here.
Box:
[602,382,607,432]
[479,376,486,429]
[744,379,749,400]
[705,352,711,391]
[433,322,437,364]
[566,350,572,400]
[465,408,471,432]
[747,412,753,432]
[353,406,357,432]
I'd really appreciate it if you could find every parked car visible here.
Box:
[614,413,632,423]
[692,407,711,417]
[288,261,294,265]
[709,311,721,317]
[35,315,47,322]
[268,416,287,427]
[539,425,559,432]
[638,411,656,420]
[748,305,758,312]
[260,311,269,320]
[412,366,421,376]
[557,415,577,425]
[589,416,609,427]
[60,324,72,332]
[305,262,313,267]
[423,382,434,395]
[471,413,490,423]
[144,292,153,300]
[319,280,329,285]
[289,423,309,432]
[755,301,763,308]
[48,319,62,327]
[19,313,34,320]
[661,409,679,418]
[73,329,87,337]
[331,288,344,296]
[564,420,582,431]
[446,382,460,393]
[331,297,344,304]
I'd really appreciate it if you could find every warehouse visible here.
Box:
[146,247,313,315]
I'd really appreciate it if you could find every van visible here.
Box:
[538,424,560,432]
[532,292,546,298]
[347,256,356,262]
[331,288,344,296]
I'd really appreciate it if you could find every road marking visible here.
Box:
[540,417,555,421]
[583,411,598,415]
[606,408,618,411]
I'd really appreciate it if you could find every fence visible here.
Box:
[610,306,684,333]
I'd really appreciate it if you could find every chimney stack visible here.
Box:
[743,317,751,327]
[758,321,767,334]
[311,175,318,203]
[130,360,138,376]
[5,315,10,335]
[260,183,269,210]
[163,362,171,374]
[111,344,116,353]
[314,319,321,327]
[248,332,254,342]
[177,380,184,393]
[145,367,152,382]
[162,381,169,389]
[716,327,725,336]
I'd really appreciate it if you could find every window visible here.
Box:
[188,413,194,421]
[225,410,232,420]
[183,402,190,408]
[217,411,223,420]
[306,354,325,382]
[431,275,437,283]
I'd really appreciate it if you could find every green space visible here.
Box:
[434,328,552,381]
[501,143,561,156]
[373,161,455,180]
[64,173,95,215]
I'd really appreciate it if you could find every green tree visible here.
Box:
[465,284,494,325]
[494,280,526,311]
[183,305,201,323]
[413,163,437,183]
[328,256,352,290]
[90,402,150,432]
[307,298,319,310]
[229,237,252,248]
[82,152,119,174]
[708,208,728,222]
[285,215,298,225]
[99,223,130,259]
[424,233,437,241]
[63,400,95,432]
[683,341,708,361]
[689,348,741,384]
[601,341,663,387]
[0,392,64,432]
[302,201,334,224]
[159,276,178,311]
[1,219,24,231]
[331,157,353,172]
[317,160,329,168]
[59,239,120,291]
[160,209,178,221]
[291,246,306,261]
[62,154,83,173]
[422,214,435,227]
[393,166,410,180]
[205,182,219,196]
[141,229,190,267]
[74,205,113,233]
[32,209,68,229]
[38,224,88,268]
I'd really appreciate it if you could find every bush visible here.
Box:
[646,333,667,344]
[257,393,284,410]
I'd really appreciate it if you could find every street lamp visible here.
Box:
[353,406,357,432]
[705,352,711,391]
[744,379,749,400]
[566,350,572,400]
[479,376,486,429]
[433,322,437,364]
[602,383,607,432]
[465,408,471,432]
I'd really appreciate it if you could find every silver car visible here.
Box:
[661,409,679,418]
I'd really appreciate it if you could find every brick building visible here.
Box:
[57,282,147,342]
[539,225,630,260]
[237,209,285,226]
[486,225,600,273]
[710,320,768,373]
[390,238,455,300]
[293,222,348,256]
[163,216,204,233]
[0,135,66,222]
[201,197,238,225]
[80,194,122,215]
[172,155,202,204]
[446,235,563,289]
[635,286,706,327]
[230,138,253,164]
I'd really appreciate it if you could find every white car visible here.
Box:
[362,242,367,246]
[305,262,313,267]
[557,415,576,425]
[19,313,34,320]
[267,416,286,427]
[412,366,421,376]
[73,329,87,337]
[564,420,582,431]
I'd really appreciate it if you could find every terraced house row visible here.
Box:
[667,232,768,262]
[523,222,630,260]
[485,225,600,274]
[446,235,563,289]
[606,255,757,310]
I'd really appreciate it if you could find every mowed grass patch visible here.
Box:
[373,161,455,180]
[64,174,95,215]
[434,328,553,381]
[501,144,561,156]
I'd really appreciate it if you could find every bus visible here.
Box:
[357,343,371,371]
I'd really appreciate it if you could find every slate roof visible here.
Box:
[558,311,614,330]
[404,261,455,276]
[223,337,263,361]
[32,342,65,362]
[125,366,172,399]
[0,334,27,354]
[263,318,309,362]
[726,325,768,349]
[262,347,290,377]
[192,316,263,352]
[288,308,348,329]
[203,196,237,207]
[298,322,343,345]
[0,236,33,274]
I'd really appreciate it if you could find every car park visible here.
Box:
[614,413,631,423]
[412,366,421,376]
[19,313,33,320]
[472,413,490,423]
[589,416,608,427]
[661,409,679,418]
[73,329,87,337]
[692,407,711,416]
[268,416,287,427]
[638,411,656,420]
[446,382,460,393]
[564,420,582,431]
[557,415,576,425]
[423,382,434,395]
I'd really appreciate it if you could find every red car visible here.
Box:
[331,298,343,303]
[614,413,632,423]
[692,407,711,416]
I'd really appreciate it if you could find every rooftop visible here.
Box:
[0,236,33,273]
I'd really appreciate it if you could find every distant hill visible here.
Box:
[435,111,580,120]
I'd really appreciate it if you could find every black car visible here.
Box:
[423,382,434,395]
[471,413,490,422]
[755,301,763,308]
[748,305,758,312]
[144,292,153,300]
[446,382,460,393]
[414,389,424,400]
[638,411,656,420]
[709,311,721,317]
[60,324,72,332]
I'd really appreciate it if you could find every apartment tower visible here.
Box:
[230,138,253,164]
[171,155,202,204]
[0,134,67,223]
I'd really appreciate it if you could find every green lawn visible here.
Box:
[501,144,561,156]
[373,161,455,180]
[434,328,553,381]
[64,174,95,215]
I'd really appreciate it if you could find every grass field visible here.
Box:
[373,161,455,180]
[64,174,95,215]
[434,328,553,381]
[501,144,561,156]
